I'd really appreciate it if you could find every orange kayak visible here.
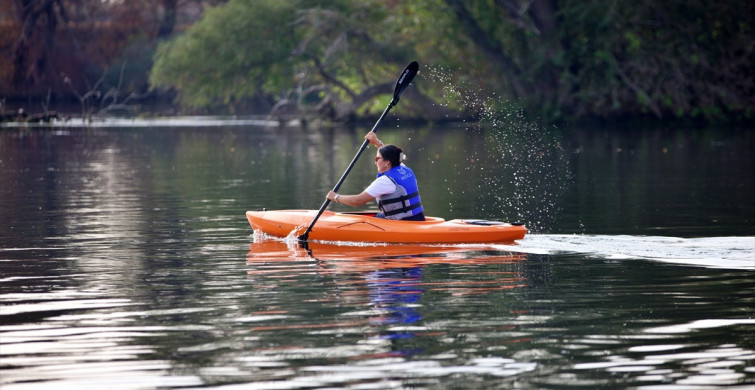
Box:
[246,209,527,244]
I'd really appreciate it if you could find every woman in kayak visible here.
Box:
[326,132,426,221]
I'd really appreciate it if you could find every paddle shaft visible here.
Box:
[299,102,395,240]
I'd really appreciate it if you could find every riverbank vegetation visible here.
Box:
[2,0,752,124]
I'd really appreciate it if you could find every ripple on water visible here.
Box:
[0,323,203,390]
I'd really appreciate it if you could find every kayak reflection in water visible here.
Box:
[326,132,426,221]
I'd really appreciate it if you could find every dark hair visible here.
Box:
[379,144,402,167]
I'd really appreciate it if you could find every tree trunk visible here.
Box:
[12,0,59,88]
[157,0,177,38]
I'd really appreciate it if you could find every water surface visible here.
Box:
[1,121,753,389]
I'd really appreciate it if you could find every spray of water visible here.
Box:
[426,66,571,233]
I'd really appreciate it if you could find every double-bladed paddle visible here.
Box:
[298,61,419,242]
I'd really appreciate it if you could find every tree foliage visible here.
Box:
[150,0,423,119]
[2,0,752,122]
[151,0,298,111]
[552,0,755,121]
[150,0,754,122]
[407,0,754,121]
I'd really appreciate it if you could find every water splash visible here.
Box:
[426,66,570,232]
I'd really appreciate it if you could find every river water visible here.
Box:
[1,119,753,389]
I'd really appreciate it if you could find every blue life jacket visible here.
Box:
[376,164,424,220]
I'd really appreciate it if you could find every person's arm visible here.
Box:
[326,176,395,207]
[326,190,374,206]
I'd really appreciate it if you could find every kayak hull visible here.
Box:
[245,209,527,244]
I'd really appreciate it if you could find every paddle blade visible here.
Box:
[392,61,419,104]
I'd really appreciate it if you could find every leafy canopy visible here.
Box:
[151,0,299,109]
[151,0,754,122]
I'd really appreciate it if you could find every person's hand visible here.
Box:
[365,132,383,147]
[326,190,337,202]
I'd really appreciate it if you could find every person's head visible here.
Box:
[375,144,402,173]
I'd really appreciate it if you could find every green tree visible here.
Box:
[407,0,754,121]
[151,0,298,112]
[149,0,754,122]
[150,0,424,120]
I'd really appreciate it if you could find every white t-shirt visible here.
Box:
[364,175,397,198]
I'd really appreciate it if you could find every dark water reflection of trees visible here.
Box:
[1,124,752,246]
